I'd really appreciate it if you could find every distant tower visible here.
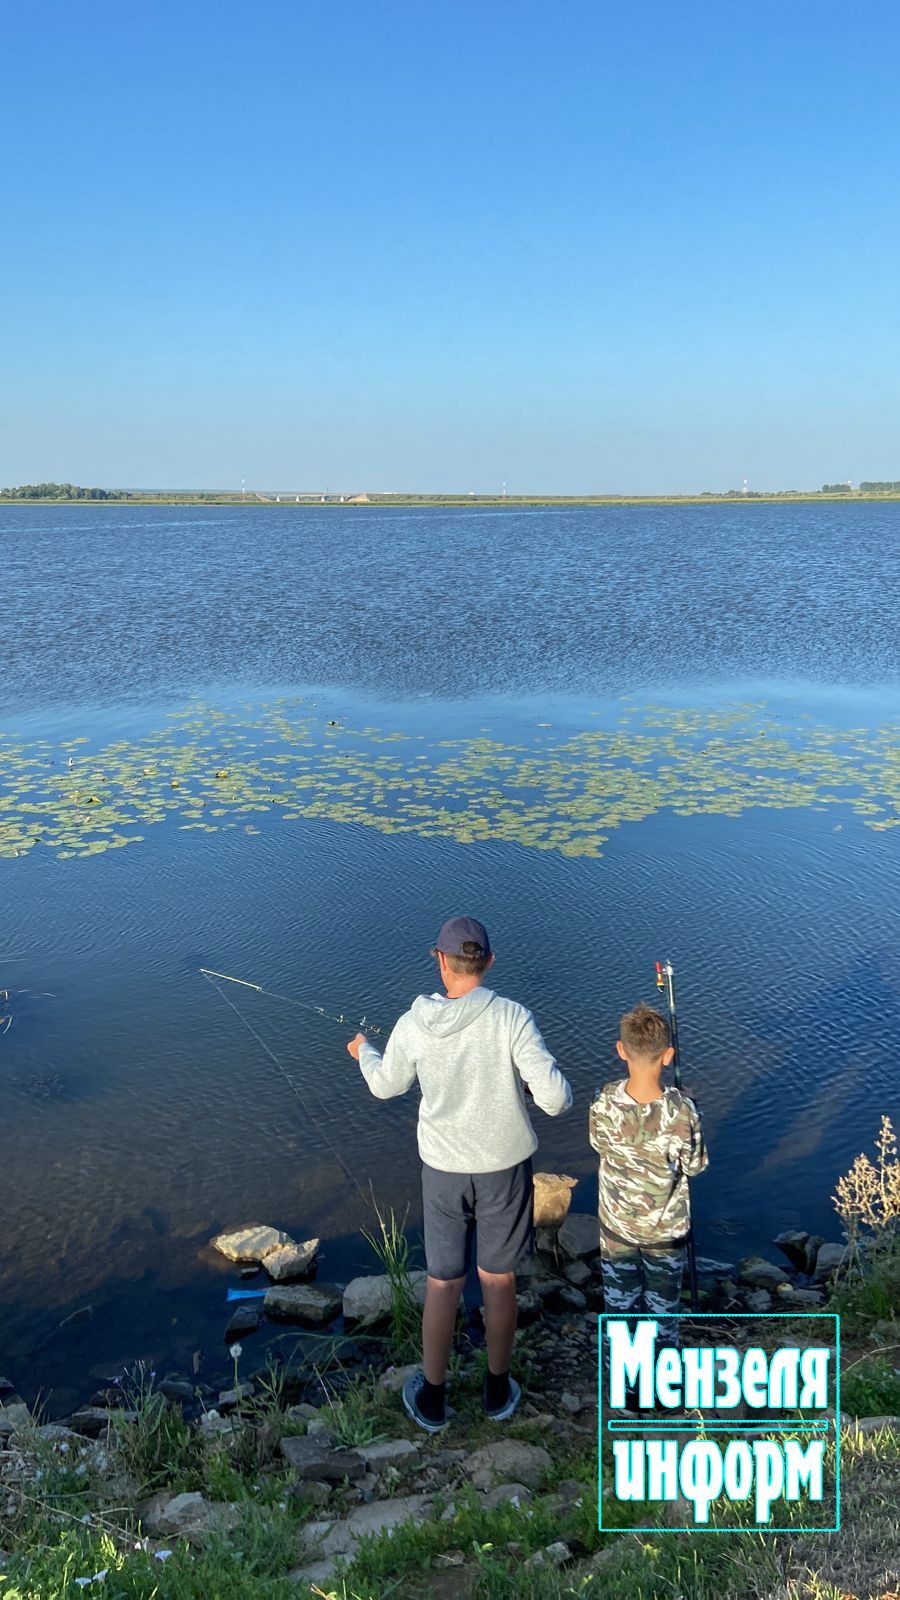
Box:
[241,478,245,502]
[742,478,749,496]
[501,480,507,499]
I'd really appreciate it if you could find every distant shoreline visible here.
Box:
[4,492,900,508]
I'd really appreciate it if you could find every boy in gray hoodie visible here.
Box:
[347,916,572,1432]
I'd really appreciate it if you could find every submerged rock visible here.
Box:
[224,1304,260,1341]
[264,1283,342,1324]
[210,1225,292,1263]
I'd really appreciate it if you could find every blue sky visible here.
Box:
[3,0,899,493]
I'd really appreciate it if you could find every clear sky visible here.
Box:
[3,0,899,494]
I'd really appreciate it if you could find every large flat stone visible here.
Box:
[210,1225,292,1263]
[280,1433,365,1482]
[264,1282,342,1324]
[297,1494,432,1562]
[463,1439,552,1490]
[342,1272,428,1324]
[352,1438,420,1468]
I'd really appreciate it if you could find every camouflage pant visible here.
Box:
[600,1237,686,1346]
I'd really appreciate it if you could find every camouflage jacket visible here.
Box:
[588,1082,708,1246]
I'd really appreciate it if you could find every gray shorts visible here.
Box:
[421,1156,535,1280]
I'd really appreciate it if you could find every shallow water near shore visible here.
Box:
[1,502,898,1410]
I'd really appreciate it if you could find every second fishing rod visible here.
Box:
[655,957,700,1312]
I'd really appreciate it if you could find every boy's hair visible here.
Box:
[432,940,491,977]
[619,1001,671,1059]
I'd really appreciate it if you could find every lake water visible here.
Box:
[1,501,898,1412]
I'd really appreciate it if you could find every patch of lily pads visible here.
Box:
[0,698,898,862]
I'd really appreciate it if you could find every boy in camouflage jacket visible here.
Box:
[589,1001,708,1332]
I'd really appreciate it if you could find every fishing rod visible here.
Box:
[655,958,700,1312]
[199,968,385,1034]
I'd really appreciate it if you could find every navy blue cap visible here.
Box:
[435,915,491,957]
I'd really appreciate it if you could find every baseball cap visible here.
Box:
[434,915,491,957]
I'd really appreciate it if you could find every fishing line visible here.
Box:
[199,968,374,1208]
[199,967,384,1034]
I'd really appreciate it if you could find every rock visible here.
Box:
[210,1224,292,1263]
[280,1433,365,1482]
[556,1213,601,1261]
[198,1410,233,1440]
[774,1286,826,1310]
[564,1261,592,1289]
[353,1438,420,1468]
[532,1172,577,1229]
[483,1482,533,1508]
[140,1490,241,1542]
[292,1494,434,1583]
[737,1256,791,1292]
[545,1283,587,1313]
[378,1363,421,1394]
[814,1243,848,1281]
[217,1382,255,1412]
[694,1257,738,1281]
[527,1541,572,1569]
[744,1289,773,1312]
[297,1480,333,1508]
[287,1402,323,1421]
[342,1272,428,1324]
[224,1305,260,1341]
[65,1408,137,1438]
[463,1439,552,1491]
[773,1229,810,1272]
[158,1378,196,1404]
[515,1290,543,1324]
[306,1418,334,1441]
[263,1240,320,1282]
[560,1391,583,1415]
[853,1415,900,1436]
[264,1283,342,1324]
[0,1403,32,1436]
[802,1234,825,1275]
[34,1424,83,1447]
[0,1377,14,1397]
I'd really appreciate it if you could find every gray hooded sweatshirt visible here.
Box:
[357,987,572,1173]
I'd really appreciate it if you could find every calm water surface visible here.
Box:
[1,503,898,1411]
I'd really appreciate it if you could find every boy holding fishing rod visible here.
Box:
[589,1000,708,1341]
[347,916,572,1433]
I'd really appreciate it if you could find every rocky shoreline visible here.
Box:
[1,1176,896,1597]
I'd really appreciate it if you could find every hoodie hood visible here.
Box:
[410,987,497,1038]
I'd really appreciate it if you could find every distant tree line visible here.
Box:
[0,482,128,500]
[858,481,900,494]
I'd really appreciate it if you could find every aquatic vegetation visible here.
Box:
[0,697,898,863]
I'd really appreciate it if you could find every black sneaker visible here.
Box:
[484,1375,522,1422]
